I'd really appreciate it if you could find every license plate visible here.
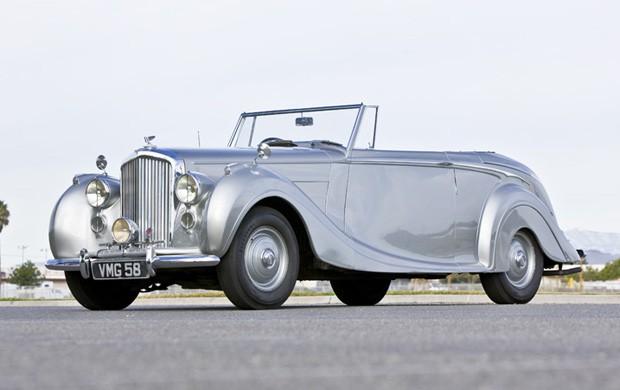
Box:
[91,261,149,280]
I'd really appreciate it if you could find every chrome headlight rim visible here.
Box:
[180,210,197,230]
[175,173,201,205]
[85,178,111,208]
[90,215,107,234]
[111,217,139,245]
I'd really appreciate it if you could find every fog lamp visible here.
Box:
[112,218,139,244]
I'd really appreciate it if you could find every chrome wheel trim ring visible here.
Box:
[244,226,289,292]
[506,232,536,289]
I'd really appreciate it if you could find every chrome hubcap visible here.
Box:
[515,251,527,269]
[244,226,288,292]
[261,249,276,269]
[506,232,535,289]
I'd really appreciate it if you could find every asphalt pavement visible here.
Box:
[1,296,619,390]
[2,292,620,307]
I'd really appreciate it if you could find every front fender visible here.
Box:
[49,174,120,259]
[478,183,579,272]
[201,165,306,257]
[201,164,360,270]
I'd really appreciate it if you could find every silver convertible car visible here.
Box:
[47,104,582,310]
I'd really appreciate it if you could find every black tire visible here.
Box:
[480,230,543,304]
[330,279,391,306]
[65,271,139,310]
[217,206,299,310]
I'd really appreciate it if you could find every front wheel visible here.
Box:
[65,272,139,310]
[480,230,543,304]
[330,279,391,306]
[217,206,299,310]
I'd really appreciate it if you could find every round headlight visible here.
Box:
[175,174,200,204]
[111,218,138,244]
[86,179,110,208]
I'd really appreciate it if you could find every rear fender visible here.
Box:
[478,183,579,272]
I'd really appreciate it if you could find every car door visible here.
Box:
[343,150,456,266]
[447,152,502,266]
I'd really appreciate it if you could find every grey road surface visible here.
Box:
[1,302,619,390]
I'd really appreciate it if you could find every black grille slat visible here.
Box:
[121,156,173,244]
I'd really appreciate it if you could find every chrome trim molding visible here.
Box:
[241,104,363,118]
[151,255,220,269]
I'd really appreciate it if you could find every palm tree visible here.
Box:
[0,200,9,233]
[0,200,8,288]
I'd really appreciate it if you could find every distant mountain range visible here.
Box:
[564,229,620,265]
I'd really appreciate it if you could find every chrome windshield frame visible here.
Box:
[227,104,368,152]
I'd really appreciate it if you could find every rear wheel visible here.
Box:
[65,272,139,310]
[480,230,543,304]
[330,279,391,306]
[217,206,299,310]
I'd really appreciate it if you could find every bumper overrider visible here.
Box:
[46,246,220,280]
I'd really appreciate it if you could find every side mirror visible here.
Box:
[257,143,272,160]
[252,143,272,168]
[295,116,313,127]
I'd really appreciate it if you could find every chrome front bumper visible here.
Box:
[46,247,220,279]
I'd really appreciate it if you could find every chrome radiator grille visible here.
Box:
[121,156,174,244]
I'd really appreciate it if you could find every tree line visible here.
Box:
[579,258,620,281]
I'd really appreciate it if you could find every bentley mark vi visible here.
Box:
[47,104,582,309]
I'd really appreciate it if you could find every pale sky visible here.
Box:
[1,0,619,268]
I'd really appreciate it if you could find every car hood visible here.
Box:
[125,145,344,182]
[129,146,343,165]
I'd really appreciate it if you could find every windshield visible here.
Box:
[229,104,365,148]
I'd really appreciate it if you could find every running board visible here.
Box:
[543,266,582,276]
